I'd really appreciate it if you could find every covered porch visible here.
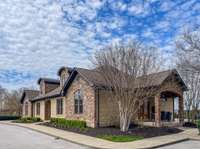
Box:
[138,91,184,127]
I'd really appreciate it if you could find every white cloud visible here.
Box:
[0,0,199,90]
[0,0,106,89]
[128,2,151,17]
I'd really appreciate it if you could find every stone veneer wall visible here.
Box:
[98,89,119,127]
[60,69,69,87]
[160,97,173,114]
[154,79,184,126]
[39,80,59,95]
[64,75,96,128]
[22,96,32,117]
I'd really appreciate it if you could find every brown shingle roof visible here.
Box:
[33,67,187,101]
[76,68,179,88]
[32,87,61,101]
[20,89,39,103]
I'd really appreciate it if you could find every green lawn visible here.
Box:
[97,135,144,142]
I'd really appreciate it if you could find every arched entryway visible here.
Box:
[154,90,184,127]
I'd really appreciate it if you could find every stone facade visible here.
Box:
[154,79,184,126]
[22,97,32,117]
[39,80,59,95]
[64,75,96,127]
[98,89,119,127]
[60,69,69,87]
[22,68,186,128]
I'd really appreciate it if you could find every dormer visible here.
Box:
[57,67,72,87]
[37,78,60,95]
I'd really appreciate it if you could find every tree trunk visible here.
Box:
[119,106,132,132]
[120,114,131,132]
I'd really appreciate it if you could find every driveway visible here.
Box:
[158,140,200,149]
[0,124,91,149]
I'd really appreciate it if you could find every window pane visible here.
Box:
[36,103,40,115]
[57,99,63,114]
[75,105,78,113]
[79,105,83,113]
[74,90,83,114]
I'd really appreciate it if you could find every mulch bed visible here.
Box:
[41,122,183,138]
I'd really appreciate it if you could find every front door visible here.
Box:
[45,100,51,120]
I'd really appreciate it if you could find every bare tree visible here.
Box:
[176,28,200,73]
[0,86,22,116]
[5,90,22,115]
[179,69,200,121]
[176,28,200,121]
[93,41,160,132]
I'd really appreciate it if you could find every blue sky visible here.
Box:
[0,0,199,90]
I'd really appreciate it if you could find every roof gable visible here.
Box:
[61,68,188,95]
[20,90,39,103]
[32,87,61,101]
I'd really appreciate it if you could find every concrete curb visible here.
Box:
[0,121,198,149]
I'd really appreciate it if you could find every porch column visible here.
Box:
[144,100,148,120]
[155,94,161,127]
[179,95,184,125]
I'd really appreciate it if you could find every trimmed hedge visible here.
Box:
[0,116,20,121]
[197,120,200,135]
[50,118,86,129]
[13,117,41,123]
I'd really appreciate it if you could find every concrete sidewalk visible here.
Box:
[0,121,199,149]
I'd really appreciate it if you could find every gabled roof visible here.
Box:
[32,67,188,101]
[37,77,60,85]
[32,87,61,101]
[20,89,39,103]
[61,68,188,95]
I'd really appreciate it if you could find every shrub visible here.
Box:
[13,117,41,123]
[197,120,200,135]
[183,122,197,128]
[0,116,20,121]
[50,118,86,129]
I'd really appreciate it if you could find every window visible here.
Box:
[36,103,40,115]
[56,98,63,114]
[74,90,83,114]
[25,102,28,116]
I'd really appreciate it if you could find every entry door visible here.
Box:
[45,100,51,120]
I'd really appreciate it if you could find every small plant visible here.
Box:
[97,135,144,142]
[50,118,86,129]
[196,120,200,135]
[13,117,41,123]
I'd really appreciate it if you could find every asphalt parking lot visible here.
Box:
[0,124,91,149]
